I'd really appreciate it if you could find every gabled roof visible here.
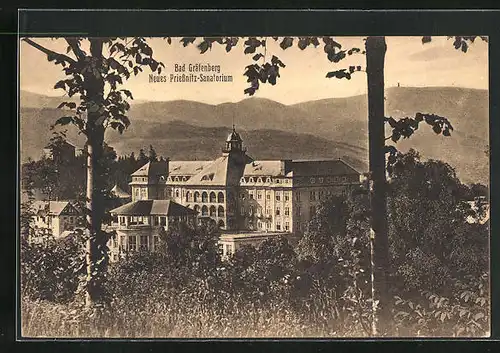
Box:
[290,159,360,176]
[110,200,197,217]
[31,200,76,216]
[111,185,131,199]
[187,156,230,186]
[243,160,290,177]
[168,161,212,176]
[131,161,169,177]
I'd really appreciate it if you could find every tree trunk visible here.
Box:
[365,36,391,336]
[84,38,108,307]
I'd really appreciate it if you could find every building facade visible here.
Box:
[31,200,84,238]
[108,199,197,262]
[128,127,361,236]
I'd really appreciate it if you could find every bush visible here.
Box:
[21,231,86,303]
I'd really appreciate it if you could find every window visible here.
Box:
[141,188,147,199]
[128,236,137,251]
[240,207,245,215]
[342,176,348,182]
[140,235,148,251]
[276,179,281,184]
[319,191,324,200]
[249,206,254,215]
[218,192,225,203]
[154,217,159,226]
[258,221,262,229]
[296,221,301,230]
[249,192,254,200]
[266,177,272,183]
[218,206,225,217]
[194,191,200,202]
[186,191,191,202]
[285,207,290,216]
[160,217,166,226]
[266,193,271,200]
[249,177,254,183]
[276,207,281,216]
[276,192,281,201]
[210,206,216,217]
[295,192,301,201]
[284,192,290,201]
[241,193,246,200]
[135,188,139,197]
[175,189,179,198]
[202,206,209,216]
[257,177,263,183]
[296,207,301,216]
[310,191,316,201]
[266,208,271,215]
[202,192,208,203]
[276,223,281,231]
[285,222,290,231]
[310,177,316,184]
[319,177,324,183]
[120,236,126,251]
[210,192,216,203]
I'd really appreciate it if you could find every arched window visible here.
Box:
[194,191,200,202]
[209,205,216,217]
[202,192,208,203]
[210,192,216,203]
[218,206,225,217]
[186,191,191,202]
[218,219,225,228]
[175,189,180,198]
[217,192,224,203]
[194,205,200,214]
[201,205,208,216]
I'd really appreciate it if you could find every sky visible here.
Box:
[19,36,488,105]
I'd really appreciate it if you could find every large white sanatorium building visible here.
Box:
[108,127,361,260]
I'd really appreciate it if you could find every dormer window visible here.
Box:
[257,177,263,183]
[249,177,255,183]
[240,177,246,183]
[266,177,271,183]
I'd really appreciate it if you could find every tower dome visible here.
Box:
[226,125,242,142]
[222,125,246,154]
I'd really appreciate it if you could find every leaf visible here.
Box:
[54,81,66,90]
[54,116,73,126]
[440,312,447,322]
[280,37,294,50]
[474,312,485,321]
[252,53,264,61]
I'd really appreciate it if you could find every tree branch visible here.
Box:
[22,38,77,65]
[65,38,86,61]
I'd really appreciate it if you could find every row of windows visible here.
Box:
[309,176,349,184]
[241,206,291,216]
[256,220,290,231]
[117,234,160,252]
[241,191,291,201]
[193,205,225,217]
[240,177,291,184]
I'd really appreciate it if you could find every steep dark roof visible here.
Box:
[131,161,169,177]
[111,185,131,199]
[291,159,360,176]
[110,200,197,217]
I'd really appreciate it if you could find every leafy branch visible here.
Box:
[384,113,454,175]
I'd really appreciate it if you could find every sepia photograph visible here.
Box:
[18,34,490,338]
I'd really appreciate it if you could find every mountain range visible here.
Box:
[20,86,489,185]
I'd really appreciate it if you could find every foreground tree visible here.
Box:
[22,37,164,306]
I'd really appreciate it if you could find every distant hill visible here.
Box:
[19,86,489,185]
